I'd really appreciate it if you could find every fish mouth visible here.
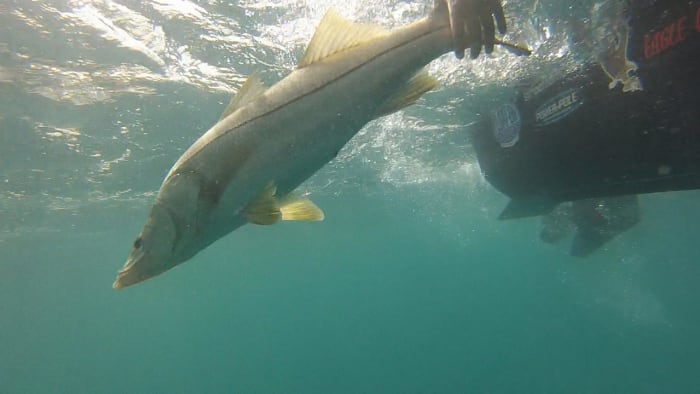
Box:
[112,277,127,290]
[112,264,144,290]
[112,270,131,290]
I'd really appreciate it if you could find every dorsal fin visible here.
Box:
[219,74,266,120]
[298,9,387,68]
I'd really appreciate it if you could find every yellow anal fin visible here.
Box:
[376,70,437,117]
[243,183,281,225]
[280,198,324,221]
[220,74,266,121]
[298,8,387,68]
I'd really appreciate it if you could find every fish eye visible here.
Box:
[133,237,143,250]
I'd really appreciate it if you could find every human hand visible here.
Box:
[445,0,507,59]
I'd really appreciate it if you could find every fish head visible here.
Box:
[113,202,180,289]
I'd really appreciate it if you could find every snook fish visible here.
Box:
[114,5,480,289]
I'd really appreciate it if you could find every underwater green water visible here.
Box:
[3,186,700,393]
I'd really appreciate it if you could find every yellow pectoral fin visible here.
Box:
[243,183,282,225]
[243,184,324,224]
[244,207,281,225]
[280,198,325,222]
